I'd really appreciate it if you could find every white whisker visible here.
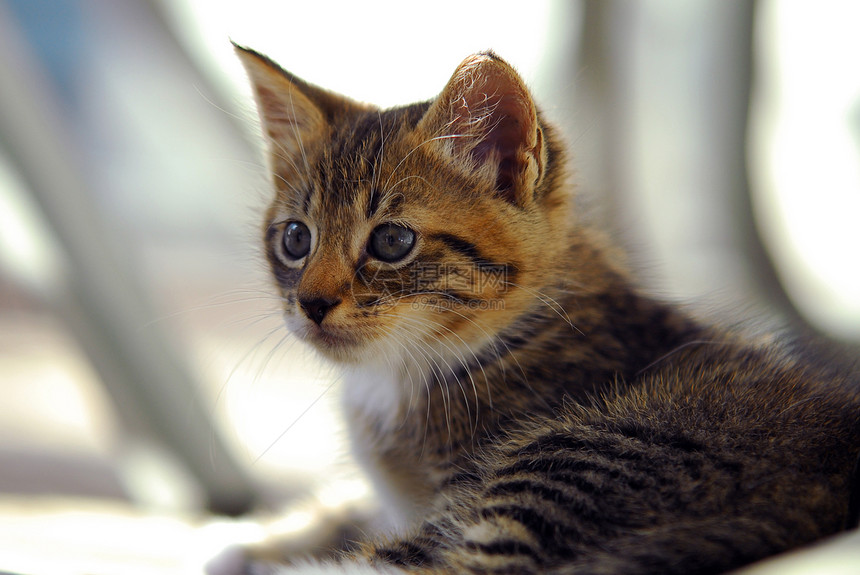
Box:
[252,376,338,466]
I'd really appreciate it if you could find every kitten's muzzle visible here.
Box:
[299,296,342,325]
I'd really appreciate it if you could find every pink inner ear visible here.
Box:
[447,62,535,204]
[469,95,528,197]
[256,85,309,131]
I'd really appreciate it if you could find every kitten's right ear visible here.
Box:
[233,43,365,178]
[417,52,545,208]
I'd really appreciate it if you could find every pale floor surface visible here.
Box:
[0,496,858,575]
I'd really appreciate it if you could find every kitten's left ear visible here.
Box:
[234,43,367,180]
[418,52,545,207]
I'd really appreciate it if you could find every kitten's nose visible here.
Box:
[299,296,341,325]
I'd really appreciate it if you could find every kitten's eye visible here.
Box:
[369,223,415,263]
[283,221,311,259]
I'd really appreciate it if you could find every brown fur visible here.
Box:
[232,44,860,574]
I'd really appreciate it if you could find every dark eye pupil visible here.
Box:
[283,221,311,259]
[370,223,415,262]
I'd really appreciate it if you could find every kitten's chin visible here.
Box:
[307,331,364,363]
[287,317,369,364]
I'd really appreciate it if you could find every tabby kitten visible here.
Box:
[230,44,860,575]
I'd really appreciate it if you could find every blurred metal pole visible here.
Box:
[729,0,807,324]
[575,0,858,363]
[0,3,256,516]
[578,1,772,311]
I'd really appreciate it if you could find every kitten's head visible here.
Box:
[237,46,572,365]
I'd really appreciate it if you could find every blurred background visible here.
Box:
[0,0,858,573]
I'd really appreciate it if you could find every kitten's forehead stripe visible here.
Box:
[301,185,313,216]
[312,103,430,220]
[316,112,384,216]
[367,187,382,220]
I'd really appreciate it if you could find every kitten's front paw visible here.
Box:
[204,489,379,575]
[205,541,298,575]
[203,535,330,575]
[205,545,396,575]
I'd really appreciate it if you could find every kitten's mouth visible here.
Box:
[285,312,365,358]
[302,323,360,352]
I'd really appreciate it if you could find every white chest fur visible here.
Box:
[342,362,406,433]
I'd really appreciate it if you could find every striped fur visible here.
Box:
[233,45,860,575]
